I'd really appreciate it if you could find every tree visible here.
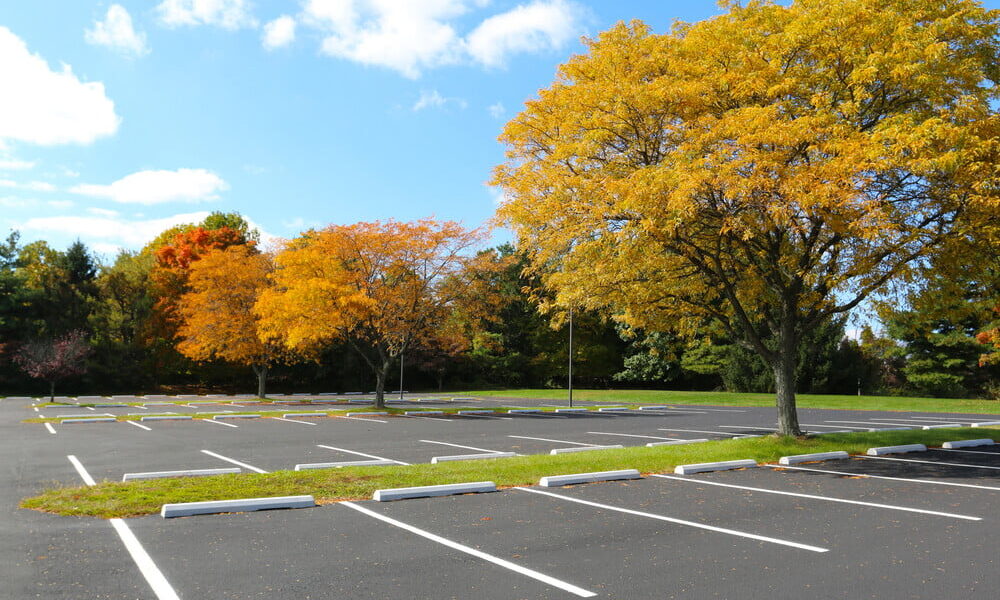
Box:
[256,219,485,407]
[176,245,283,398]
[493,2,1000,435]
[14,330,91,401]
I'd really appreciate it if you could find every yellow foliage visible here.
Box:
[494,0,1000,361]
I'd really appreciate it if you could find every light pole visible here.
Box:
[568,307,573,407]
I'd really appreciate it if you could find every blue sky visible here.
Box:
[0,0,736,258]
[2,0,998,260]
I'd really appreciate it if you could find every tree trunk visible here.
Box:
[253,365,268,399]
[49,380,55,403]
[374,362,390,408]
[773,324,802,436]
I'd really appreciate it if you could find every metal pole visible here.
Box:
[399,351,405,401]
[568,307,573,408]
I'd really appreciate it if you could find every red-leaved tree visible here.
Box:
[14,330,91,401]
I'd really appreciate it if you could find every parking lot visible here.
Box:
[3,394,998,598]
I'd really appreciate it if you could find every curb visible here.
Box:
[214,414,259,420]
[674,459,757,474]
[295,459,396,470]
[405,411,443,415]
[140,415,192,421]
[539,469,642,487]
[161,495,316,518]
[554,408,588,413]
[431,452,517,463]
[284,413,325,418]
[345,412,388,416]
[373,481,496,502]
[61,418,115,424]
[972,421,1000,428]
[507,409,542,414]
[550,445,623,455]
[942,439,994,449]
[457,410,493,415]
[637,406,668,410]
[597,407,629,412]
[778,451,849,465]
[868,427,913,432]
[922,424,963,430]
[866,444,927,456]
[123,468,239,481]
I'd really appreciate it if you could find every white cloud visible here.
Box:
[86,207,120,218]
[263,15,296,49]
[156,0,257,30]
[412,89,467,111]
[466,0,579,67]
[47,200,74,209]
[70,168,229,205]
[299,0,583,78]
[0,27,120,146]
[0,179,56,192]
[0,158,35,170]
[488,101,505,118]
[20,211,214,249]
[85,4,150,57]
[306,0,469,78]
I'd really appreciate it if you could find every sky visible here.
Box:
[0,0,739,259]
[2,0,999,262]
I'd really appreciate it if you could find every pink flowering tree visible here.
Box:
[14,330,91,402]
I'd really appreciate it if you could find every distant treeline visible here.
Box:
[0,211,997,399]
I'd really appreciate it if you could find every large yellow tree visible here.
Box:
[494,0,1000,435]
[176,245,281,398]
[255,219,486,407]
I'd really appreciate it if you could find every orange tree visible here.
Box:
[494,0,1000,435]
[176,245,284,398]
[255,219,486,407]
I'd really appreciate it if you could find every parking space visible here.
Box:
[4,393,999,598]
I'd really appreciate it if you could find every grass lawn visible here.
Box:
[455,388,1000,414]
[21,427,998,519]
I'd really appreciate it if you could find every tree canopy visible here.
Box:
[494,0,1000,434]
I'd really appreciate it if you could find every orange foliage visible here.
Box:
[256,219,487,404]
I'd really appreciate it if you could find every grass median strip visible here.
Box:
[21,428,999,519]
[457,389,1000,414]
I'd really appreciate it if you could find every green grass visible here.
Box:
[455,388,1000,414]
[21,428,998,519]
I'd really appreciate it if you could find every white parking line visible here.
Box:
[127,420,152,431]
[85,406,95,411]
[33,406,38,412]
[420,440,508,454]
[200,449,268,473]
[937,448,1000,456]
[341,501,596,597]
[67,455,96,485]
[586,431,683,441]
[515,487,827,552]
[764,464,1000,491]
[200,418,238,428]
[657,427,745,437]
[508,435,598,447]
[823,420,918,427]
[270,416,316,425]
[857,455,1000,471]
[334,415,389,423]
[651,475,981,521]
[44,423,56,434]
[66,456,180,600]
[404,414,453,422]
[317,444,409,465]
[131,405,148,410]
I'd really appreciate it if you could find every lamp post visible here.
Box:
[568,307,573,408]
[399,350,405,401]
